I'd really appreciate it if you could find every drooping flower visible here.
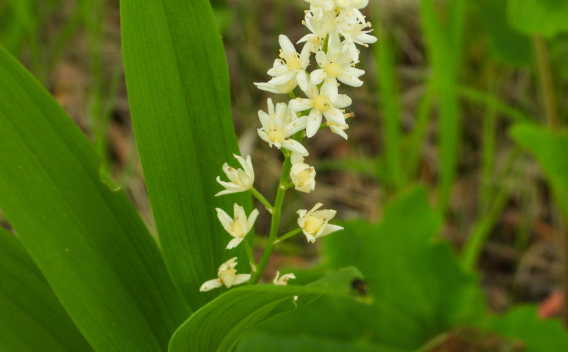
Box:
[273,271,296,286]
[215,154,255,196]
[288,81,351,137]
[216,204,259,249]
[290,159,316,193]
[199,257,251,291]
[297,203,343,243]
[266,35,311,92]
[310,44,365,102]
[257,99,309,155]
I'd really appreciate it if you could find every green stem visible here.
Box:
[274,228,303,244]
[288,91,296,100]
[243,240,257,274]
[250,187,273,212]
[461,148,521,271]
[281,182,295,190]
[250,156,293,284]
[534,36,559,129]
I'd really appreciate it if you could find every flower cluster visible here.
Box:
[201,0,375,292]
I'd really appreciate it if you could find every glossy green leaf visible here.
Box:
[0,227,94,352]
[508,0,568,37]
[246,188,483,351]
[169,267,364,352]
[0,46,189,352]
[474,0,531,66]
[486,306,568,350]
[121,0,252,311]
[510,125,568,221]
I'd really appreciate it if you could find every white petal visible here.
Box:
[233,274,251,286]
[303,230,317,243]
[324,78,338,103]
[258,111,272,129]
[338,72,363,87]
[291,152,305,165]
[200,278,223,292]
[306,109,323,138]
[282,139,309,156]
[268,71,297,85]
[309,203,324,213]
[310,69,326,85]
[284,115,309,136]
[237,169,253,188]
[258,129,272,144]
[216,208,234,232]
[318,224,344,238]
[279,34,296,56]
[247,209,259,229]
[289,98,314,112]
[296,70,308,92]
[345,66,365,77]
[323,108,346,125]
[226,237,243,249]
[315,50,327,67]
[334,94,352,109]
[329,125,348,140]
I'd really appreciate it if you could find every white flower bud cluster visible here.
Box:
[202,0,375,291]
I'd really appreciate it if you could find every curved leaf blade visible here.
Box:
[0,227,94,352]
[169,267,364,352]
[121,0,252,311]
[0,46,189,352]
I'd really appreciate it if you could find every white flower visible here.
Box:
[335,0,368,24]
[310,46,365,102]
[288,81,351,137]
[266,35,311,92]
[335,21,376,62]
[305,0,336,20]
[298,13,338,53]
[199,257,251,291]
[216,204,259,249]
[258,99,309,155]
[215,154,255,196]
[290,161,316,193]
[297,203,343,243]
[273,271,296,286]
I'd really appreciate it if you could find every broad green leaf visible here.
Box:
[0,227,94,352]
[121,0,252,310]
[508,0,568,37]
[486,306,568,350]
[510,125,568,222]
[169,267,364,352]
[328,189,482,348]
[474,0,531,66]
[0,46,189,352]
[248,188,483,351]
[238,328,405,352]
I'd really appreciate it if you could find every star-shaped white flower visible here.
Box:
[258,99,309,155]
[335,0,368,24]
[310,45,365,102]
[216,204,259,249]
[266,35,311,92]
[304,0,336,20]
[298,12,339,54]
[334,20,376,62]
[297,203,343,243]
[288,82,351,137]
[273,271,296,286]
[215,154,255,196]
[199,257,251,291]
